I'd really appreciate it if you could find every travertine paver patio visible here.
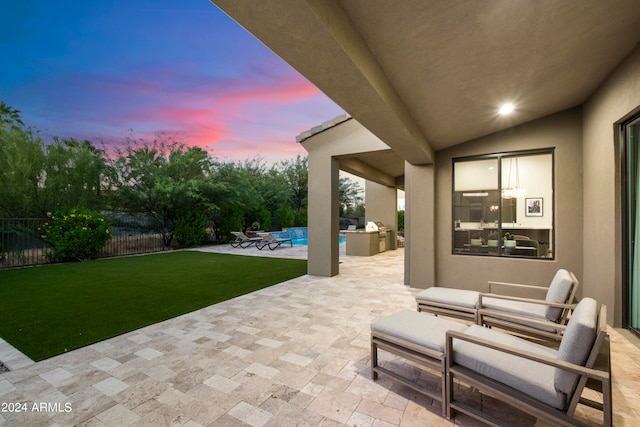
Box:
[1,246,639,426]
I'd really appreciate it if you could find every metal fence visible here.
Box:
[0,215,176,270]
[100,213,169,259]
[0,218,48,269]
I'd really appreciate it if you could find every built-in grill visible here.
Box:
[366,221,388,252]
[373,221,387,233]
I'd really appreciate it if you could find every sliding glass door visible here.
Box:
[625,115,640,334]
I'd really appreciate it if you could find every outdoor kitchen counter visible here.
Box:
[344,230,391,256]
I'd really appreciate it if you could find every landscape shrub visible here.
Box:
[41,208,111,261]
[279,206,295,229]
[295,208,307,226]
[216,206,243,242]
[252,206,271,231]
[174,210,208,248]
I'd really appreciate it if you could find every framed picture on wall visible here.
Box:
[525,197,543,217]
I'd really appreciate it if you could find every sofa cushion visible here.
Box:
[544,269,574,321]
[453,325,565,409]
[481,297,548,320]
[371,310,467,352]
[415,287,479,309]
[481,297,558,333]
[555,297,598,395]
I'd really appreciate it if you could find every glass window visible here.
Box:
[452,149,554,259]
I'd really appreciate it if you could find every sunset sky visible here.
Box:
[0,0,345,162]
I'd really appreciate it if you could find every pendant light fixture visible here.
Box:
[502,157,525,198]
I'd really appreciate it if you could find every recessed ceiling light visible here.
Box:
[499,103,515,115]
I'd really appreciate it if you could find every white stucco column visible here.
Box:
[307,153,340,276]
[365,181,398,249]
[404,162,435,288]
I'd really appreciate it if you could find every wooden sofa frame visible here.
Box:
[371,331,449,414]
[370,311,468,416]
[417,298,478,322]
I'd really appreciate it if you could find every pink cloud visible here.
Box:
[106,70,338,159]
[22,61,343,162]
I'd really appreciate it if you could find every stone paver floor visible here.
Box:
[1,246,639,426]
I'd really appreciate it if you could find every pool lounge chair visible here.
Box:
[256,232,293,250]
[446,297,611,426]
[416,269,579,341]
[230,231,262,248]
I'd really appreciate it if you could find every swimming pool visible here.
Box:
[291,236,346,246]
[272,227,346,246]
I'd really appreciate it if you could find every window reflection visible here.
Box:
[452,150,554,258]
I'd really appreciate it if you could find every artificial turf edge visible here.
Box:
[0,251,307,361]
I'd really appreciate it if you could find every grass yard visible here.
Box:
[0,251,307,361]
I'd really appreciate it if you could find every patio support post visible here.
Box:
[307,153,340,276]
[300,116,401,277]
[405,162,435,288]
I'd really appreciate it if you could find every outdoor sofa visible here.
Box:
[370,297,611,426]
[446,297,611,426]
[415,268,579,341]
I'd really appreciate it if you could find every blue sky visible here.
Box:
[0,0,344,161]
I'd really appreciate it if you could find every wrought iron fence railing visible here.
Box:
[100,213,168,259]
[0,218,48,269]
[0,215,176,270]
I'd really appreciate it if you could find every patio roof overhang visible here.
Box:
[297,114,405,188]
[211,0,640,166]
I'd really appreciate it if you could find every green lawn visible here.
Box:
[0,251,307,361]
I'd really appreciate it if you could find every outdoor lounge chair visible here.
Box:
[229,231,262,248]
[416,269,579,341]
[446,297,611,426]
[256,232,293,250]
[371,310,468,415]
[370,296,610,423]
[477,269,579,341]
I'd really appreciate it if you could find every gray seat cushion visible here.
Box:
[415,288,479,309]
[544,269,574,321]
[555,297,599,395]
[453,325,566,409]
[481,297,548,320]
[480,297,559,333]
[371,310,468,352]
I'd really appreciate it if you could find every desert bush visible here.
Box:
[174,210,208,248]
[295,208,307,226]
[41,208,111,261]
[279,206,295,229]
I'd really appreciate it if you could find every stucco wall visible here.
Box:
[301,117,396,277]
[433,109,583,292]
[405,163,435,288]
[583,43,640,326]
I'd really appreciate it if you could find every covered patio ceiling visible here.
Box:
[211,0,640,181]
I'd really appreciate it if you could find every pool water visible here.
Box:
[291,236,346,246]
[271,227,346,246]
